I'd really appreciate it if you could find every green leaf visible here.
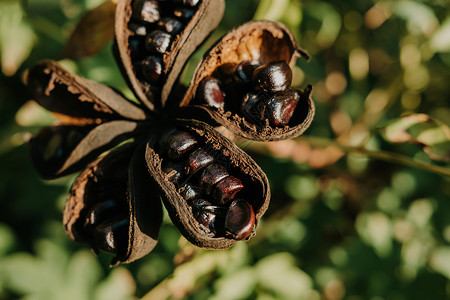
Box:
[430,18,450,53]
[380,114,450,162]
[0,1,35,76]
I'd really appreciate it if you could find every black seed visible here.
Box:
[85,199,120,227]
[93,218,129,253]
[185,148,214,174]
[266,88,300,126]
[174,7,196,20]
[166,131,198,160]
[128,22,147,37]
[212,176,244,204]
[180,184,201,202]
[241,92,266,124]
[200,164,229,194]
[157,17,183,35]
[145,30,172,54]
[133,0,160,24]
[233,60,261,84]
[197,77,225,109]
[162,161,184,183]
[224,199,255,240]
[253,61,292,93]
[141,56,163,83]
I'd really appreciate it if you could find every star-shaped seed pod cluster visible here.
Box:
[25,0,315,266]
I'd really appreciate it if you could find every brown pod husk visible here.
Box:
[180,20,315,141]
[114,0,225,111]
[145,119,270,249]
[63,142,163,265]
[25,60,146,122]
[29,120,140,179]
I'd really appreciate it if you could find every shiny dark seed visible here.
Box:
[166,131,198,160]
[157,17,183,35]
[180,184,201,202]
[133,0,160,24]
[93,218,129,253]
[185,148,214,174]
[141,56,163,83]
[128,22,147,37]
[190,198,212,211]
[200,164,229,194]
[241,92,266,124]
[194,209,216,233]
[162,161,184,183]
[233,60,261,84]
[224,199,255,240]
[253,61,292,93]
[173,7,196,20]
[145,30,172,54]
[174,0,200,7]
[212,176,244,204]
[129,37,145,59]
[85,199,119,227]
[266,88,300,126]
[197,77,226,109]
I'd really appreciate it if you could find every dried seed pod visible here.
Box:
[64,143,163,265]
[180,20,315,141]
[145,119,270,249]
[114,0,225,110]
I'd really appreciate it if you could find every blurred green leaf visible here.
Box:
[380,114,450,162]
[0,1,35,76]
[430,18,450,53]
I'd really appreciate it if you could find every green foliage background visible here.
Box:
[1,0,450,299]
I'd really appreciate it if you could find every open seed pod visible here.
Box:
[145,119,270,249]
[64,142,163,266]
[180,20,315,141]
[114,0,225,111]
[25,60,147,179]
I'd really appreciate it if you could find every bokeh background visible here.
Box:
[1,0,450,299]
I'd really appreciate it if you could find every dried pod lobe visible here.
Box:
[114,0,226,110]
[64,143,163,265]
[145,119,270,249]
[180,20,315,141]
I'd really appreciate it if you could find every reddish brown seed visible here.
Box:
[185,148,214,174]
[145,30,172,54]
[224,199,255,240]
[85,199,119,227]
[200,164,229,194]
[266,88,300,126]
[141,56,163,83]
[233,60,261,84]
[93,218,129,253]
[166,131,198,160]
[212,176,244,204]
[133,0,160,24]
[253,61,292,93]
[197,77,225,109]
[193,209,216,232]
[157,17,183,35]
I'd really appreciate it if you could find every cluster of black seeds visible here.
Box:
[157,128,256,240]
[81,178,129,254]
[196,60,301,127]
[128,0,200,94]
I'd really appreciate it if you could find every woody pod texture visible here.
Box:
[25,0,315,266]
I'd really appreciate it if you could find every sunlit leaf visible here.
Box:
[380,114,450,162]
[60,0,117,59]
[0,1,35,76]
[430,18,450,53]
